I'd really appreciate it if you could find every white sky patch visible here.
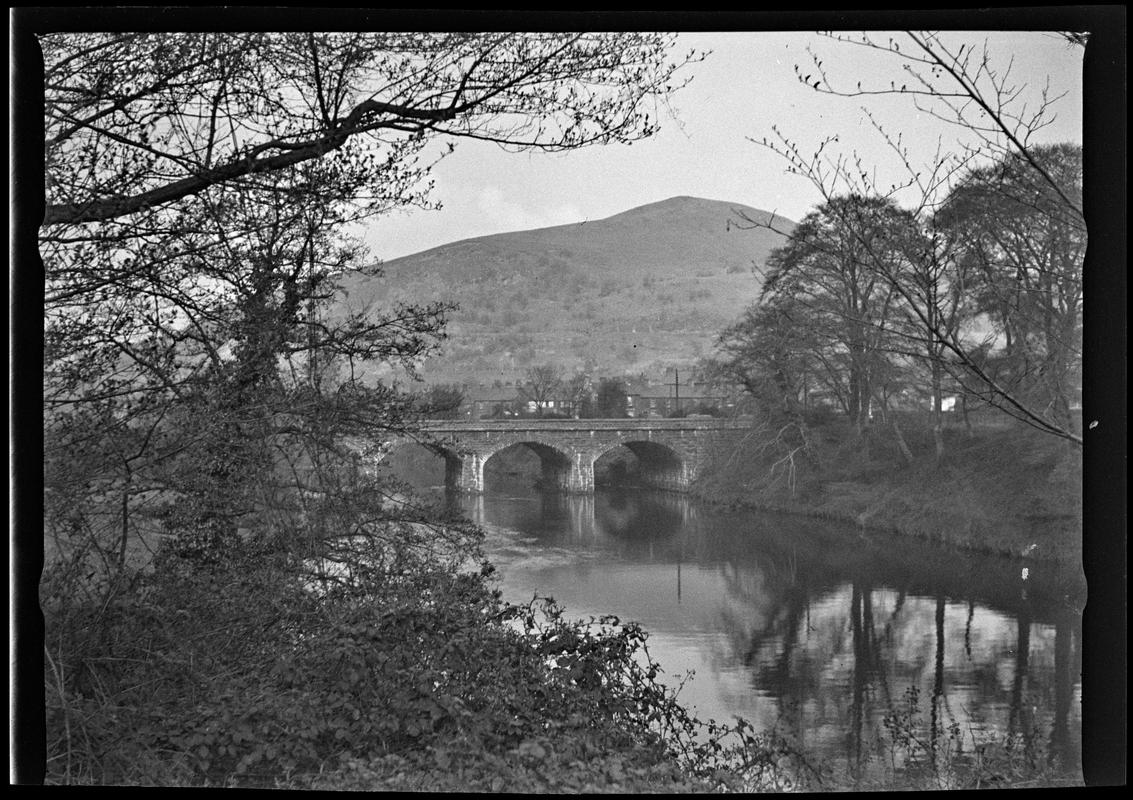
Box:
[362,31,1084,261]
[475,185,584,232]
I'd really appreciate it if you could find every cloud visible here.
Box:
[361,184,586,262]
[476,186,583,232]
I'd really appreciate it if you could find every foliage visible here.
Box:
[758,196,917,434]
[714,198,917,471]
[43,32,701,227]
[935,144,1084,435]
[713,297,824,469]
[667,402,721,418]
[414,382,466,419]
[558,372,592,419]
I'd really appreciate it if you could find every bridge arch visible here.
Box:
[370,437,466,490]
[482,439,590,493]
[594,439,690,491]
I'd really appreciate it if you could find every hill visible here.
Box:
[337,196,793,385]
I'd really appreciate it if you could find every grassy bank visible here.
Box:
[694,415,1083,568]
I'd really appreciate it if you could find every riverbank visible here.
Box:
[693,417,1083,569]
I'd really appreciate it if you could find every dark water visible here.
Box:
[456,486,1083,775]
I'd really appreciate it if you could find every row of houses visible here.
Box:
[624,376,740,418]
[451,375,744,420]
[441,377,1081,422]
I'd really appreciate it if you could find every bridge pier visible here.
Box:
[534,451,594,494]
[445,450,596,495]
[568,454,595,494]
[446,452,485,494]
[638,460,695,492]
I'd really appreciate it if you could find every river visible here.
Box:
[451,485,1083,779]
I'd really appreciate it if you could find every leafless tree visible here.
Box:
[519,364,563,415]
[560,372,592,418]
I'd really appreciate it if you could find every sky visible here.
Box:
[362,30,1085,262]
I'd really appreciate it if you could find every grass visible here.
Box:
[696,415,1083,569]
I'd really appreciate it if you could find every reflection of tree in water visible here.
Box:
[1009,606,1032,737]
[1050,609,1081,770]
[473,489,1081,776]
[696,512,1079,773]
[711,545,1081,776]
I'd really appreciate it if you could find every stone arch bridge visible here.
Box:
[379,418,751,494]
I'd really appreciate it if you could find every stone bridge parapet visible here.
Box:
[376,417,752,494]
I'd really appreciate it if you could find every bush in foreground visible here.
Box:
[45,521,811,790]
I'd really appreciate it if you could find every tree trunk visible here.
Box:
[931,360,946,461]
[931,595,946,759]
[775,366,821,468]
[849,357,872,437]
[848,369,862,435]
[891,414,915,466]
[118,471,130,569]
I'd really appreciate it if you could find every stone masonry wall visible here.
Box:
[403,419,748,494]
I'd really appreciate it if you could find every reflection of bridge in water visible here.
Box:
[387,418,751,494]
[461,489,699,542]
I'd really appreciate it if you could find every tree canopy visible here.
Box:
[43,32,697,227]
[761,195,913,432]
[936,144,1084,432]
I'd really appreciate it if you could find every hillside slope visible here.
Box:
[337,196,793,384]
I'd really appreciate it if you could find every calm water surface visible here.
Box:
[456,486,1083,774]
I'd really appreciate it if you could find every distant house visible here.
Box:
[623,376,740,418]
[459,385,521,419]
[456,374,743,420]
[460,385,575,419]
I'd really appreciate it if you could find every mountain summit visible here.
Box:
[341,196,793,383]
